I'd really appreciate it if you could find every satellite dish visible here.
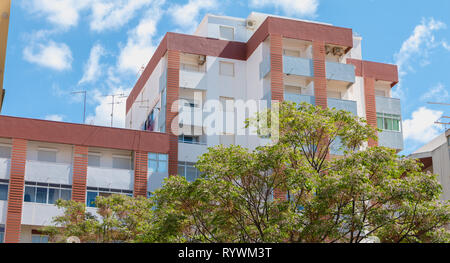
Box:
[66,236,81,243]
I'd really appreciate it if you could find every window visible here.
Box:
[0,145,11,159]
[285,85,303,95]
[375,89,386,97]
[219,26,234,40]
[181,63,202,72]
[179,135,203,145]
[178,161,201,182]
[24,182,72,205]
[0,180,8,201]
[112,155,132,170]
[219,61,235,77]
[37,149,57,162]
[88,153,101,167]
[148,153,168,174]
[283,49,300,57]
[86,187,133,208]
[0,226,4,243]
[377,113,401,132]
[327,90,342,99]
[32,234,49,243]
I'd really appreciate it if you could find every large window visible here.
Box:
[32,230,49,243]
[178,161,201,182]
[24,182,72,205]
[112,155,132,170]
[219,26,234,41]
[219,61,235,77]
[178,135,203,145]
[0,145,11,159]
[148,153,168,174]
[37,148,57,162]
[0,179,8,201]
[377,113,401,132]
[86,187,133,208]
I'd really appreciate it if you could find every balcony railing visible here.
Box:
[328,98,358,115]
[284,93,315,105]
[375,96,401,115]
[87,166,134,191]
[283,56,314,77]
[326,61,355,83]
[179,69,207,90]
[25,160,72,185]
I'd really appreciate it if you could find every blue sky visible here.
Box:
[3,0,450,155]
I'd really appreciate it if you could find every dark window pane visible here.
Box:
[35,187,48,204]
[48,188,60,204]
[178,165,185,177]
[377,117,384,130]
[60,189,71,201]
[24,186,36,202]
[88,155,101,167]
[186,166,198,182]
[0,184,8,201]
[86,192,98,208]
[0,146,11,159]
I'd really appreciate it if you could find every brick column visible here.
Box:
[72,145,88,203]
[270,34,284,102]
[313,41,327,108]
[134,151,148,197]
[364,77,378,146]
[166,50,180,176]
[4,138,27,243]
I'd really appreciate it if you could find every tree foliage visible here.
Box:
[46,102,450,243]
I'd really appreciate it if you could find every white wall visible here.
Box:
[21,202,64,227]
[0,200,6,225]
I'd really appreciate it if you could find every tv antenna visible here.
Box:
[427,101,450,128]
[107,93,128,127]
[71,90,87,124]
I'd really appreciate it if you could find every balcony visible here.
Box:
[328,98,357,115]
[283,56,313,78]
[326,62,355,83]
[376,96,403,150]
[87,166,134,190]
[284,93,315,105]
[0,158,10,180]
[25,160,72,185]
[179,70,207,90]
[21,202,64,226]
[376,96,402,115]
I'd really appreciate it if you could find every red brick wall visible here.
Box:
[270,34,284,102]
[364,77,378,146]
[4,139,27,243]
[166,50,180,176]
[313,41,327,108]
[134,151,148,197]
[72,145,88,203]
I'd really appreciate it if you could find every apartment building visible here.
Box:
[125,12,404,181]
[0,12,404,243]
[0,116,170,243]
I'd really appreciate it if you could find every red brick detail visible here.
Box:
[0,115,170,154]
[4,139,27,243]
[72,145,88,203]
[134,151,148,197]
[347,58,398,87]
[270,34,284,102]
[364,77,378,147]
[166,50,180,176]
[313,41,327,108]
[273,189,287,201]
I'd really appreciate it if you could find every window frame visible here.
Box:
[219,25,235,41]
[376,113,402,132]
[23,182,72,205]
[219,61,235,77]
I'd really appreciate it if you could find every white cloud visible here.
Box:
[421,83,449,103]
[45,114,65,122]
[250,0,319,17]
[392,18,446,98]
[443,41,450,51]
[118,4,163,73]
[23,0,90,29]
[89,0,158,32]
[23,41,73,71]
[170,0,218,32]
[403,107,444,144]
[79,44,106,85]
[86,88,130,127]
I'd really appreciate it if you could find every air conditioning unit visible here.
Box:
[246,19,256,29]
[198,55,206,65]
[332,47,344,56]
